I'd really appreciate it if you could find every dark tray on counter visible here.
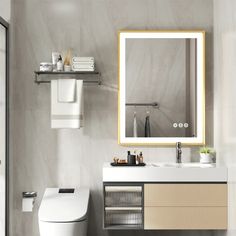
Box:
[110,162,146,167]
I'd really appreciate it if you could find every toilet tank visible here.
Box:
[38,188,89,236]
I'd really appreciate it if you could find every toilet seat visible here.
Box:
[38,187,89,236]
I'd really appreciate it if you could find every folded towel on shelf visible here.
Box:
[73,61,94,65]
[72,57,94,63]
[72,61,94,67]
[72,57,95,72]
[72,66,95,72]
[51,80,84,129]
[72,63,95,69]
[58,79,76,103]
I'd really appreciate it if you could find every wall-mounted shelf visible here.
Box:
[34,71,101,85]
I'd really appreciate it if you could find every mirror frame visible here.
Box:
[118,30,205,146]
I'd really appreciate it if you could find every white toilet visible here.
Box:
[38,187,89,236]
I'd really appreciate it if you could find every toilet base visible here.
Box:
[39,219,87,236]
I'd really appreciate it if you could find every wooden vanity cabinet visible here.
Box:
[144,183,228,230]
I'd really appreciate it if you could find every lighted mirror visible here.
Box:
[118,30,205,145]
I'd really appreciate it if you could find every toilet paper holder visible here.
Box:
[22,192,37,212]
[22,191,37,198]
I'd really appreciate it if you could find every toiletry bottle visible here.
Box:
[52,52,60,71]
[127,151,136,165]
[134,150,139,164]
[57,55,63,71]
[137,153,140,164]
[139,152,143,163]
[127,151,131,162]
[127,151,132,164]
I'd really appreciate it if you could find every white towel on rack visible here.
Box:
[72,64,95,69]
[72,66,95,72]
[133,113,138,137]
[72,62,95,67]
[72,57,94,63]
[58,79,76,102]
[51,80,84,129]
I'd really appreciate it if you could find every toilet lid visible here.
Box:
[38,187,89,223]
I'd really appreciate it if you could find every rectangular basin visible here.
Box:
[151,163,215,168]
[103,163,227,182]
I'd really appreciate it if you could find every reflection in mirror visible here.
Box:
[125,38,196,138]
[119,31,205,145]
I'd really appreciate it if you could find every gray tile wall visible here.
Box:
[214,0,236,235]
[10,0,214,235]
[0,0,10,22]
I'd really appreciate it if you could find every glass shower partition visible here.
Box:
[0,16,9,236]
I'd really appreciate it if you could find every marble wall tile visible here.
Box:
[10,0,213,236]
[214,1,236,235]
[0,0,11,22]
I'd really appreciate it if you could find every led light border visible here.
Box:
[118,30,205,146]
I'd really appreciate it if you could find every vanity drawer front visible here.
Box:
[144,206,227,229]
[144,184,227,206]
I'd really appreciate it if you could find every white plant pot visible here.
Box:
[200,153,213,163]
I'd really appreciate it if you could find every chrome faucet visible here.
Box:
[176,142,182,163]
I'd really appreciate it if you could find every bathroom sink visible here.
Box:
[181,163,215,168]
[151,163,215,168]
[103,162,227,182]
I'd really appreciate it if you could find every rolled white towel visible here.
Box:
[72,64,95,69]
[72,67,95,72]
[72,57,94,63]
[72,61,94,66]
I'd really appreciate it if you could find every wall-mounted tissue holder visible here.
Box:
[22,191,37,212]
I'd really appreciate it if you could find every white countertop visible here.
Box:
[103,163,227,182]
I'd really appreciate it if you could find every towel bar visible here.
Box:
[126,102,159,108]
[34,71,101,85]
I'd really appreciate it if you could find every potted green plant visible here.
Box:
[199,146,215,163]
